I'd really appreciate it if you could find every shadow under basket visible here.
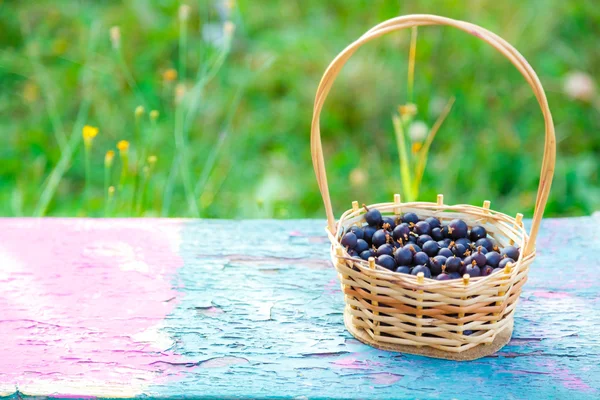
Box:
[329,198,531,360]
[311,15,556,360]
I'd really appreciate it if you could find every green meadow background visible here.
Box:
[1,0,598,218]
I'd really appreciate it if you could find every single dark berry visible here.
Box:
[377,244,394,257]
[403,244,421,254]
[464,330,473,336]
[372,229,389,247]
[475,238,494,252]
[407,235,418,244]
[395,266,411,274]
[431,227,444,241]
[469,225,487,242]
[471,247,487,267]
[425,217,441,229]
[438,247,453,258]
[393,223,410,242]
[501,245,520,261]
[485,251,502,268]
[423,240,440,257]
[394,247,413,265]
[354,239,369,254]
[382,217,396,231]
[449,272,462,279]
[413,251,429,266]
[436,273,451,281]
[348,249,358,257]
[411,265,432,278]
[414,221,431,235]
[477,245,488,254]
[365,209,383,227]
[463,255,473,267]
[417,234,433,247]
[349,226,364,240]
[465,264,481,277]
[451,243,468,257]
[430,255,447,275]
[445,256,462,273]
[402,212,419,224]
[376,254,396,271]
[439,238,452,247]
[341,232,358,249]
[498,258,515,269]
[441,225,452,239]
[448,219,468,240]
[363,226,377,246]
[481,265,494,276]
[360,249,375,260]
[456,238,473,250]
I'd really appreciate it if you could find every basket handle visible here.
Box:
[311,14,556,255]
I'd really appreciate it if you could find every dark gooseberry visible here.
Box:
[448,219,468,240]
[365,209,383,227]
[403,244,421,254]
[448,272,462,279]
[396,266,411,274]
[465,264,481,277]
[354,239,369,254]
[438,247,453,258]
[425,217,441,229]
[469,226,487,242]
[341,232,358,249]
[463,255,473,267]
[423,240,440,257]
[501,245,520,261]
[498,258,515,269]
[407,235,418,244]
[485,251,501,268]
[376,255,396,270]
[377,244,394,256]
[417,234,433,247]
[414,221,431,235]
[430,255,447,275]
[445,256,462,273]
[431,227,444,241]
[382,217,396,231]
[455,237,473,250]
[451,243,468,257]
[372,229,389,247]
[413,251,429,266]
[436,273,451,281]
[471,247,487,267]
[475,238,494,252]
[481,265,494,276]
[394,247,413,265]
[393,223,410,241]
[411,265,432,278]
[360,249,375,260]
[349,226,364,240]
[363,226,377,246]
[402,212,419,224]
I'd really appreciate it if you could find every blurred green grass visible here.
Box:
[0,0,599,218]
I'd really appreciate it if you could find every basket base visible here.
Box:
[344,310,513,361]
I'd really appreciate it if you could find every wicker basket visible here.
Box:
[311,15,556,360]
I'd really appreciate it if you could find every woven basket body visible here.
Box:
[311,15,556,360]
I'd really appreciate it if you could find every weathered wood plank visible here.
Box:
[0,217,599,399]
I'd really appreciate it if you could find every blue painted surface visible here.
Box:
[1,218,599,399]
[148,218,599,399]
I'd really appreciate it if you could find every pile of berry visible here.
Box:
[340,208,520,280]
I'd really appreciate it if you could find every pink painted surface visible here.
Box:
[0,219,185,397]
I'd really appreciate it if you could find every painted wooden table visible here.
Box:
[0,217,599,399]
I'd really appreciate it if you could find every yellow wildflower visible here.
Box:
[117,140,130,152]
[108,186,115,195]
[135,105,145,118]
[175,83,186,103]
[110,26,121,50]
[163,68,177,82]
[105,150,115,167]
[411,142,422,154]
[398,103,417,117]
[179,4,190,21]
[82,125,99,148]
[147,155,157,165]
[149,110,159,121]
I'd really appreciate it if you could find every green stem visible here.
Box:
[34,22,99,217]
[84,144,91,210]
[392,115,414,201]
